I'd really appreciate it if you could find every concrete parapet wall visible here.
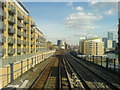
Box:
[0,50,55,88]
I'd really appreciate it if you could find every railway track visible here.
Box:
[57,55,71,89]
[63,54,120,90]
[29,58,56,89]
[29,54,71,89]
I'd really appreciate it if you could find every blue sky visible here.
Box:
[23,2,118,45]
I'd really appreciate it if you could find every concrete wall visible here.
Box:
[0,50,55,88]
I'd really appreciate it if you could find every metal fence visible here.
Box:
[77,55,120,71]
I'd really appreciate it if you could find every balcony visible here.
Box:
[17,13,23,20]
[8,26,15,34]
[36,42,39,46]
[24,18,29,24]
[23,48,26,53]
[17,38,21,45]
[2,36,6,44]
[8,36,15,44]
[17,48,21,53]
[2,10,6,20]
[31,34,35,39]
[31,29,35,33]
[2,2,6,9]
[36,49,39,52]
[2,49,6,57]
[2,24,6,32]
[8,15,15,24]
[8,4,16,15]
[21,40,23,44]
[31,48,35,52]
[23,32,26,38]
[17,29,21,36]
[23,40,26,45]
[31,42,35,45]
[31,23,35,27]
[17,21,23,28]
[23,25,28,31]
[8,48,15,55]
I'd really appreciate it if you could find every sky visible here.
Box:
[23,2,118,45]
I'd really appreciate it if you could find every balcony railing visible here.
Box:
[8,36,15,44]
[2,24,6,32]
[31,42,35,45]
[31,34,35,39]
[8,26,15,34]
[2,10,6,20]
[8,48,15,55]
[31,23,35,27]
[17,29,21,36]
[8,15,15,24]
[23,40,26,45]
[31,29,35,33]
[23,48,26,53]
[17,13,23,20]
[23,32,26,38]
[2,2,6,9]
[36,43,38,46]
[2,49,6,57]
[23,25,29,31]
[24,18,29,24]
[17,21,23,28]
[36,38,39,41]
[17,48,21,53]
[8,4,16,14]
[2,36,6,44]
[17,38,21,45]
[31,48,35,52]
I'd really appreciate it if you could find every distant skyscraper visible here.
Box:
[57,40,66,49]
[113,40,117,48]
[108,32,113,40]
[57,40,62,46]
[107,40,113,48]
[102,37,107,49]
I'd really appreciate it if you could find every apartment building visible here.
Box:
[79,38,104,55]
[1,0,46,58]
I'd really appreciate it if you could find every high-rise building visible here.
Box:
[79,38,104,55]
[57,40,62,46]
[107,40,113,48]
[1,1,47,58]
[102,37,107,49]
[108,32,113,40]
[113,40,117,48]
[57,40,66,49]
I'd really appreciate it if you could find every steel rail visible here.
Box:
[29,59,55,89]
[63,55,91,90]
[69,54,120,90]
[61,55,73,89]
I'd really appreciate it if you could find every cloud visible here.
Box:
[105,8,114,15]
[65,12,102,31]
[74,32,98,38]
[89,2,118,15]
[75,6,83,11]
